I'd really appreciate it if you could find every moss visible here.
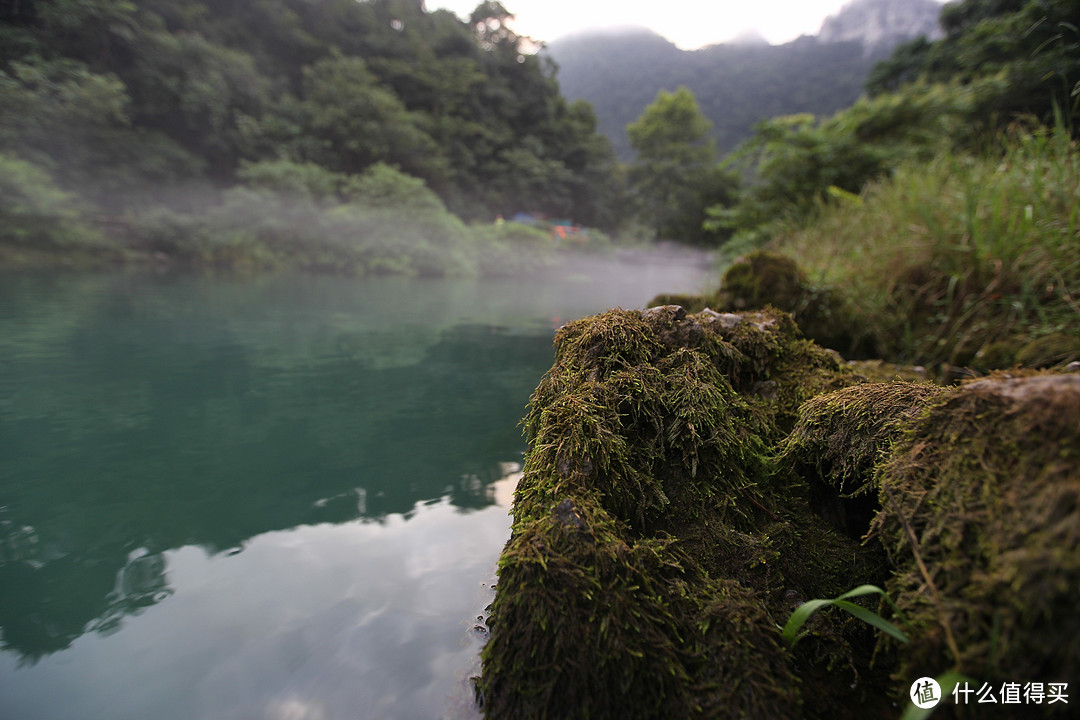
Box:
[481,305,896,718]
[695,306,863,434]
[714,252,869,357]
[720,251,807,312]
[487,298,1080,718]
[973,338,1019,371]
[777,382,947,542]
[847,360,930,384]
[1015,332,1080,368]
[480,493,802,720]
[645,292,709,313]
[871,373,1080,696]
[780,382,947,500]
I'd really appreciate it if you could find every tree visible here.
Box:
[469,1,521,53]
[626,86,719,241]
[296,52,449,183]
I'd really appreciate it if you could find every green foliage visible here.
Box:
[235,159,344,202]
[467,221,554,274]
[126,23,274,176]
[0,56,201,205]
[712,0,1080,247]
[627,86,713,153]
[0,152,105,252]
[295,52,449,182]
[549,29,881,162]
[627,87,734,242]
[869,0,1080,126]
[709,80,977,242]
[0,0,620,268]
[782,584,909,647]
[776,125,1080,370]
[124,161,568,276]
[340,162,447,212]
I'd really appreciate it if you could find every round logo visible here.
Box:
[910,677,942,709]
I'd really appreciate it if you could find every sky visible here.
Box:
[425,0,932,50]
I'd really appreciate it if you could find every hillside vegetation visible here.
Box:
[547,0,944,161]
[0,0,618,272]
[685,0,1080,375]
[549,31,876,163]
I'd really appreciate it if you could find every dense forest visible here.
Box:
[0,0,619,272]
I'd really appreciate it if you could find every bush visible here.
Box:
[0,153,105,251]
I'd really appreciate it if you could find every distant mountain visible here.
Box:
[547,0,945,162]
[819,0,944,56]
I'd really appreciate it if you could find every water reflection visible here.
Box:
[0,274,557,661]
[0,252,710,717]
[0,481,517,720]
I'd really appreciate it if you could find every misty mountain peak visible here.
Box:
[818,0,944,55]
[728,28,770,46]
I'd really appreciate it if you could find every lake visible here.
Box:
[0,248,712,720]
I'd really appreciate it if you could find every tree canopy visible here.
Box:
[0,0,617,226]
[626,87,735,242]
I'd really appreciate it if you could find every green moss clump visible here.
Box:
[481,306,894,718]
[715,251,863,356]
[696,306,861,434]
[720,251,808,312]
[973,339,1019,371]
[872,373,1080,690]
[480,493,801,720]
[486,299,1080,717]
[1015,332,1080,368]
[645,292,709,313]
[847,360,929,384]
[780,382,947,500]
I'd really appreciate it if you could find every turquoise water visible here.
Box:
[0,251,710,720]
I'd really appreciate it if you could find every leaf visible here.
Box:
[782,584,910,646]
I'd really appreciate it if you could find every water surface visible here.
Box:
[0,250,711,719]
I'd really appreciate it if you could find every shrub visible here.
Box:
[0,153,105,251]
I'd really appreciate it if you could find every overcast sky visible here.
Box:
[426,0,945,49]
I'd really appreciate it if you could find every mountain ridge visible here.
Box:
[547,0,945,161]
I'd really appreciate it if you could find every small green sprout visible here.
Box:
[782,584,910,646]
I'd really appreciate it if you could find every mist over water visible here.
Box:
[0,248,711,720]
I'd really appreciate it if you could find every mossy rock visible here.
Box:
[485,301,1079,717]
[1015,332,1080,368]
[871,373,1080,697]
[480,493,802,720]
[716,251,868,356]
[719,251,807,312]
[481,306,893,718]
[645,292,709,313]
[972,338,1019,371]
[778,382,947,537]
[847,359,929,383]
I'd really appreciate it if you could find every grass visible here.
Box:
[774,124,1080,370]
[782,584,909,647]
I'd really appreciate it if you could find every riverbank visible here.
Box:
[478,304,1079,718]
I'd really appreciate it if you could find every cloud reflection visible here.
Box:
[0,481,515,720]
